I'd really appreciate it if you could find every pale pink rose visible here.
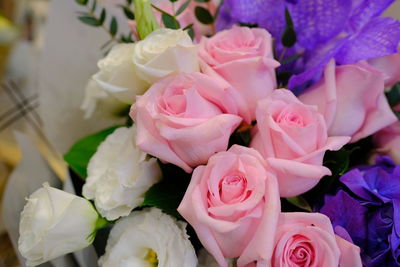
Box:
[374,120,400,163]
[130,73,242,173]
[178,145,280,267]
[368,50,400,88]
[266,213,362,267]
[199,26,280,123]
[128,0,217,42]
[250,89,350,197]
[299,59,397,143]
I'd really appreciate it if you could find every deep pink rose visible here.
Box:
[199,26,280,123]
[374,119,400,164]
[178,145,280,267]
[250,89,349,197]
[264,213,362,267]
[299,59,397,143]
[368,50,400,88]
[130,73,242,173]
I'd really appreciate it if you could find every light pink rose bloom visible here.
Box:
[368,50,400,88]
[178,145,280,267]
[199,26,280,123]
[128,0,217,42]
[250,89,350,197]
[374,119,400,163]
[264,213,362,267]
[130,73,242,173]
[299,59,397,143]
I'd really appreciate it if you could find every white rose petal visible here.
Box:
[93,43,149,104]
[81,78,109,119]
[83,126,162,221]
[133,28,199,83]
[99,208,197,267]
[18,183,98,267]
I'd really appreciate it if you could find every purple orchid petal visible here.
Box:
[288,37,348,93]
[335,17,400,64]
[286,0,351,49]
[348,0,396,32]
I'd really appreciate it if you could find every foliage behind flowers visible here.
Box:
[16,0,400,266]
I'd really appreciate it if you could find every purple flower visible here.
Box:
[320,156,400,267]
[216,0,400,92]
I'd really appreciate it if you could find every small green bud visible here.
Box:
[134,0,160,39]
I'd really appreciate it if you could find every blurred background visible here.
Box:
[0,0,399,266]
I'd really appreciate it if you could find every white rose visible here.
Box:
[93,43,149,104]
[82,126,162,221]
[92,29,199,106]
[99,208,197,267]
[18,183,99,267]
[132,28,199,83]
[81,78,109,118]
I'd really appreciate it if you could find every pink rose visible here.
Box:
[299,59,397,143]
[199,26,280,123]
[130,73,242,173]
[128,0,217,42]
[267,213,362,267]
[374,119,400,163]
[368,50,400,88]
[250,89,349,197]
[178,145,280,267]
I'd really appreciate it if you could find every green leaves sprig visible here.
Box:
[151,1,195,39]
[75,0,135,52]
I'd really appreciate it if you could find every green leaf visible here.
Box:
[162,13,180,29]
[183,23,194,40]
[91,0,97,12]
[280,53,302,65]
[122,6,135,20]
[386,82,400,107]
[99,8,106,25]
[78,15,102,27]
[175,0,191,16]
[126,0,133,5]
[64,126,121,179]
[187,27,195,40]
[281,8,297,47]
[286,196,312,212]
[110,17,118,36]
[141,163,191,219]
[238,22,258,28]
[284,7,294,28]
[195,0,210,2]
[229,123,253,148]
[195,6,214,24]
[75,0,88,5]
[281,27,296,47]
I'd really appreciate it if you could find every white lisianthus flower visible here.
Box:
[91,29,199,106]
[99,208,197,267]
[18,183,99,267]
[82,126,162,221]
[93,43,149,104]
[132,28,199,83]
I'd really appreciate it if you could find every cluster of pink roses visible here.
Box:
[129,26,398,266]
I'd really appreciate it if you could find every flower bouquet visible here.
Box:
[17,0,400,266]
